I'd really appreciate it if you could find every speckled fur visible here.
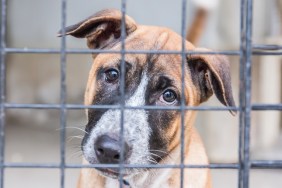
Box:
[83,73,151,175]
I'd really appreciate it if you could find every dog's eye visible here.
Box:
[105,69,119,83]
[160,89,177,104]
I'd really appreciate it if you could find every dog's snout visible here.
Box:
[94,135,130,164]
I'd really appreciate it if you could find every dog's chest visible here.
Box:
[105,180,170,188]
[104,170,171,188]
[105,178,130,188]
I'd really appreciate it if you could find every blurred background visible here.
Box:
[2,0,282,187]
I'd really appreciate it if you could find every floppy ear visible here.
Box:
[57,9,137,49]
[187,48,236,115]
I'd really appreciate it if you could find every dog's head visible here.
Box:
[59,9,235,178]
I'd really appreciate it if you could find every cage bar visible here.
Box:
[0,0,7,187]
[59,0,67,188]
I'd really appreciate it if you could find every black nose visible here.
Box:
[94,135,130,164]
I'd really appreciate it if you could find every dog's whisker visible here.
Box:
[148,151,166,159]
[146,156,156,163]
[149,149,168,154]
[68,127,88,134]
[138,165,157,179]
[67,135,83,143]
[63,127,89,134]
[67,144,82,150]
[71,135,83,138]
[68,153,83,160]
[149,149,174,160]
[68,150,83,159]
[150,152,174,165]
[149,149,171,158]
[149,152,163,160]
[66,144,82,152]
[67,147,82,154]
[147,156,158,165]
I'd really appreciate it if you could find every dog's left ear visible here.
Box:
[187,48,236,115]
[57,9,137,49]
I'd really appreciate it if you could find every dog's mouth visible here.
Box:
[96,167,130,178]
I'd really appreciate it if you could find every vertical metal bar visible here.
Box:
[118,0,127,187]
[60,0,67,187]
[242,0,253,187]
[180,0,187,187]
[238,0,246,187]
[238,0,253,187]
[0,0,6,187]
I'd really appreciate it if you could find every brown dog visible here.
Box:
[59,9,235,188]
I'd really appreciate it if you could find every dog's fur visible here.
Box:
[59,9,235,188]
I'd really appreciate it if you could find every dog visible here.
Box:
[58,9,235,188]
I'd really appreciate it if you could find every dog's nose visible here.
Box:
[94,135,130,164]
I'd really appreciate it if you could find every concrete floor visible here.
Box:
[3,115,282,188]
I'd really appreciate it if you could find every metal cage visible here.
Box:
[0,0,282,188]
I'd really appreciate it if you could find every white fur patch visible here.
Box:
[83,73,151,170]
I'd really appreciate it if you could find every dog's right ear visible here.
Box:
[57,9,137,49]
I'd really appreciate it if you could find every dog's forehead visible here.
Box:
[92,25,195,69]
[84,25,195,107]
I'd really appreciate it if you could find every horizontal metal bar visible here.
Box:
[252,51,282,55]
[0,163,239,169]
[2,161,282,169]
[252,104,282,111]
[4,48,282,56]
[251,160,282,169]
[5,48,60,54]
[3,103,239,111]
[252,44,282,51]
[4,103,282,111]
[4,48,240,55]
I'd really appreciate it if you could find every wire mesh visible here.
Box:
[0,0,282,188]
